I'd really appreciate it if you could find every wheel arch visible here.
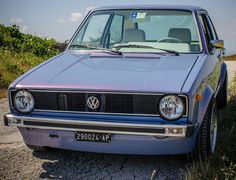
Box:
[216,62,227,97]
[188,85,214,154]
[198,85,214,125]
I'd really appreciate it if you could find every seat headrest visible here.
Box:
[123,29,146,42]
[168,28,191,43]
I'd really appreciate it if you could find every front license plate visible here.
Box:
[75,132,111,143]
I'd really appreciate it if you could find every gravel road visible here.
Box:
[0,98,186,180]
[0,61,235,180]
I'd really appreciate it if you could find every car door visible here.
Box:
[199,12,223,94]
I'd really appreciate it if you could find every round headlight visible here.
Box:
[14,90,35,113]
[159,95,184,120]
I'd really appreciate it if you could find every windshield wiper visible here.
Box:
[113,44,179,56]
[68,44,122,55]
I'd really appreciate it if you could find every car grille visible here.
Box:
[11,91,187,116]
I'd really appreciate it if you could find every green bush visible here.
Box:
[0,24,61,89]
[0,49,45,88]
[0,24,59,58]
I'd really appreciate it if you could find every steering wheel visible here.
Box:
[157,37,182,43]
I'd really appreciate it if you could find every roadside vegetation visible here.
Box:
[187,73,236,179]
[0,24,61,98]
[224,54,236,61]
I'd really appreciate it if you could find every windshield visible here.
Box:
[69,10,202,53]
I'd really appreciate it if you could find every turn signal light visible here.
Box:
[195,93,202,101]
[166,128,185,136]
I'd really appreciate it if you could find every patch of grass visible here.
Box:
[186,73,236,179]
[0,24,59,58]
[0,89,7,99]
[224,55,236,61]
[0,24,61,99]
[0,48,47,90]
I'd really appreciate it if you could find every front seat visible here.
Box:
[168,28,200,52]
[123,29,146,42]
[168,28,191,43]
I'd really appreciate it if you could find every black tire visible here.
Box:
[217,72,227,108]
[187,99,218,161]
[25,144,48,151]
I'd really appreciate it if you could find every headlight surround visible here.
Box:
[159,95,184,120]
[13,90,35,113]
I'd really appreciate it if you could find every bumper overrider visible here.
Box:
[4,114,195,137]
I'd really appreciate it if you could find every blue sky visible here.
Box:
[0,0,236,54]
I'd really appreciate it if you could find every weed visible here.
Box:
[186,73,236,179]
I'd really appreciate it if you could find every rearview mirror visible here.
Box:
[210,40,224,49]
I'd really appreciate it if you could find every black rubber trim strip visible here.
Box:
[186,125,195,137]
[24,121,165,134]
[3,115,8,126]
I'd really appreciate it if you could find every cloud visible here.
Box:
[19,25,29,33]
[9,18,29,33]
[57,8,98,24]
[69,12,82,22]
[57,12,82,23]
[10,18,23,24]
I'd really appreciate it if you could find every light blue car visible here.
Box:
[4,5,227,160]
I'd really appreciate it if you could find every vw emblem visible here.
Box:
[87,96,100,110]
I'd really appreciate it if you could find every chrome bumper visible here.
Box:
[4,114,195,137]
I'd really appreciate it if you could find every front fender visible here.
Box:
[198,85,214,125]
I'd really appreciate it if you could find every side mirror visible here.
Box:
[210,39,224,49]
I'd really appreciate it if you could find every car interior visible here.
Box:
[71,10,202,53]
[121,27,200,52]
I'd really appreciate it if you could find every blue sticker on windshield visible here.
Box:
[130,12,147,19]
[130,12,138,19]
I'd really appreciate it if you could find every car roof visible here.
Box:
[92,5,206,13]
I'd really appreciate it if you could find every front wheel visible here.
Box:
[188,99,218,161]
[217,72,228,108]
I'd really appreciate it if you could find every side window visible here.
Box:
[109,15,124,44]
[81,14,110,46]
[205,15,218,40]
[199,14,214,50]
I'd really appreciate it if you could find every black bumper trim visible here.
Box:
[186,125,195,137]
[24,121,166,134]
[3,115,8,126]
[4,114,195,137]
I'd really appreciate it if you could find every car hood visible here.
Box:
[15,52,198,93]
